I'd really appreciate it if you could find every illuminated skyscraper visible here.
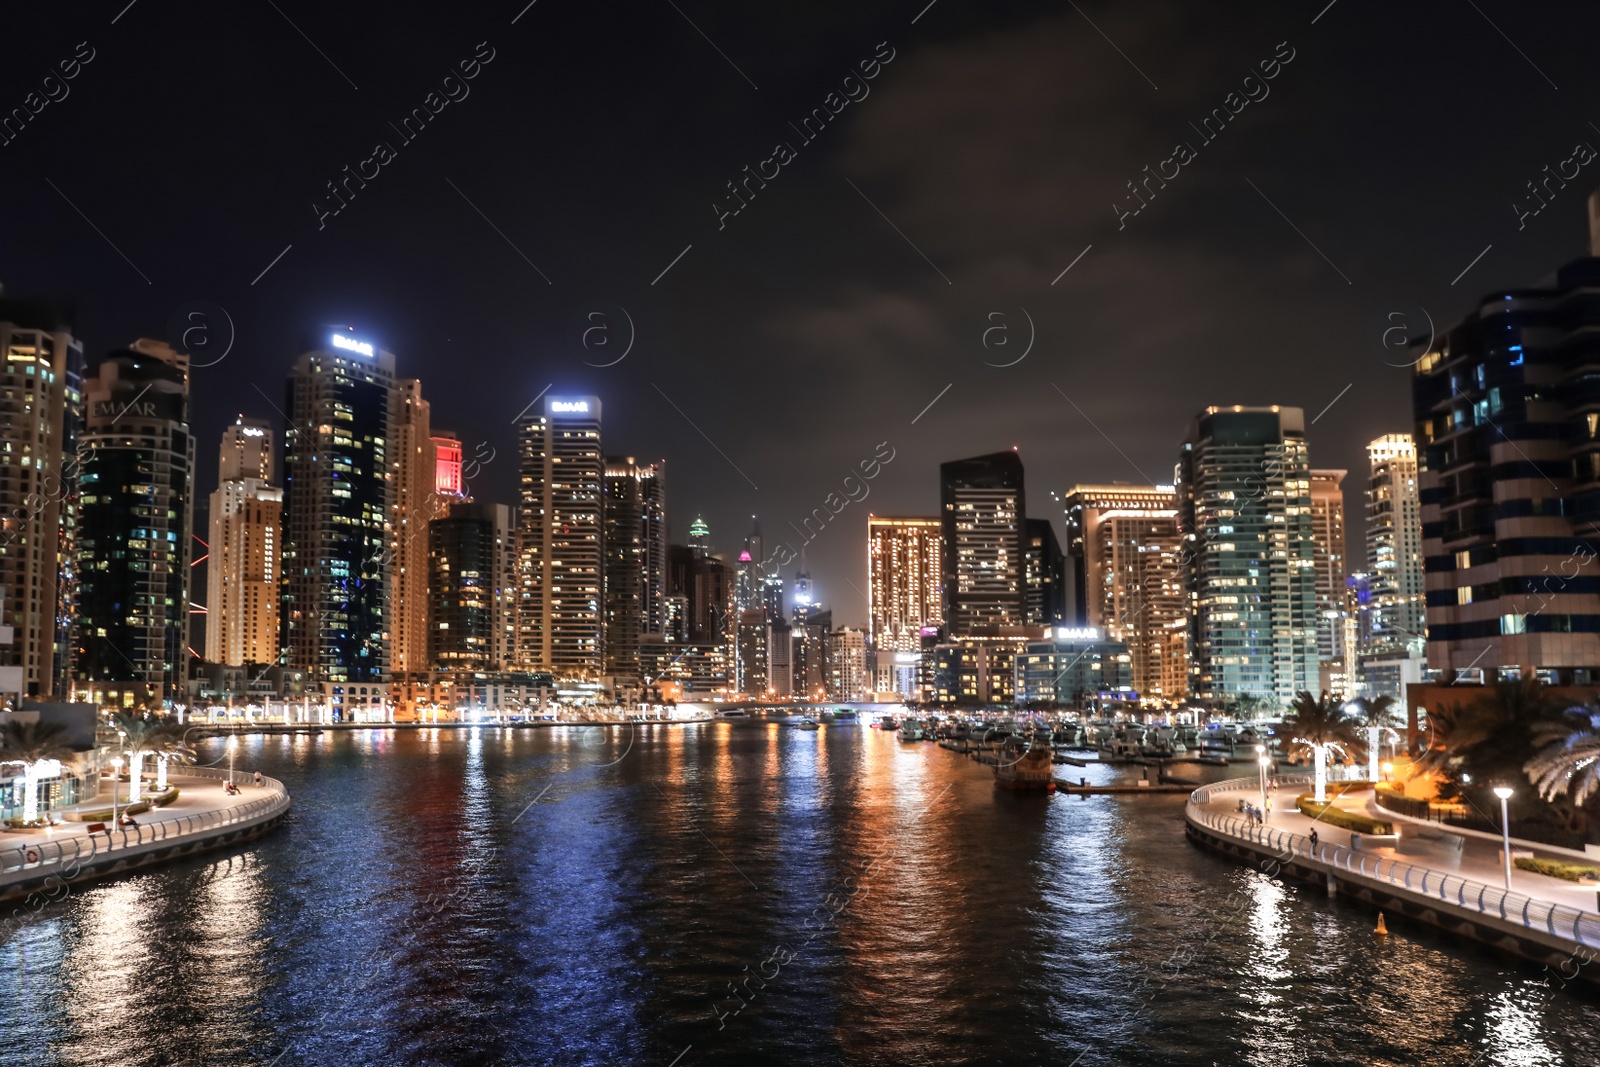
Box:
[281,331,395,685]
[603,455,665,684]
[1024,518,1067,625]
[428,502,516,671]
[0,298,84,698]
[1178,406,1318,704]
[389,379,435,678]
[75,340,194,708]
[206,417,282,666]
[940,451,1026,636]
[866,515,942,652]
[1309,469,1348,662]
[1364,434,1425,652]
[431,431,465,501]
[1061,484,1187,703]
[517,395,603,679]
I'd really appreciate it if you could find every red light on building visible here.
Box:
[433,435,463,497]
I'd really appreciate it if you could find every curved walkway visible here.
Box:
[1187,775,1600,956]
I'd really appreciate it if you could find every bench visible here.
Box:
[85,822,107,833]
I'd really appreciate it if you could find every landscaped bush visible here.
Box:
[1297,794,1394,835]
[1514,856,1600,882]
[68,785,179,823]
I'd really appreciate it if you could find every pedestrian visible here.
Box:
[253,770,264,788]
[1310,828,1319,852]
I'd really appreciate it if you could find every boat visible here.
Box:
[796,717,820,730]
[897,718,925,742]
[994,738,1056,790]
[833,709,858,722]
[873,715,898,730]
[1098,737,1144,762]
[715,709,750,720]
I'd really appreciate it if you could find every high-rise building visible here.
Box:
[74,340,194,708]
[389,380,435,679]
[432,432,464,501]
[667,539,731,645]
[1178,406,1319,705]
[1061,484,1187,704]
[1412,207,1600,682]
[428,502,517,672]
[688,514,711,552]
[517,395,603,679]
[1024,518,1067,626]
[735,607,768,694]
[940,451,1026,636]
[1364,434,1426,652]
[0,298,84,698]
[827,626,867,700]
[206,417,282,667]
[1015,628,1134,706]
[282,331,395,685]
[1309,469,1348,662]
[603,456,665,684]
[866,516,942,653]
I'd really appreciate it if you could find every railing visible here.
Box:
[0,768,290,879]
[1187,778,1600,947]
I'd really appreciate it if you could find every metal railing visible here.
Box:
[0,767,289,879]
[1187,776,1600,947]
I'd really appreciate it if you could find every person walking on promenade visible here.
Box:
[253,770,264,788]
[1309,828,1320,854]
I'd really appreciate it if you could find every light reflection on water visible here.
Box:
[0,724,1597,1066]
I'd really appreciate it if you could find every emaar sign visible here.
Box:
[551,400,589,414]
[330,333,374,357]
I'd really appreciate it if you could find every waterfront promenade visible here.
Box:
[0,766,290,903]
[1187,775,1600,974]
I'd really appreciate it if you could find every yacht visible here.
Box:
[796,717,820,730]
[715,709,750,720]
[897,718,925,742]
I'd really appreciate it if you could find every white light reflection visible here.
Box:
[1482,984,1562,1067]
[1236,872,1298,1065]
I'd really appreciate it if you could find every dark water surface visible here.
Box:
[4,723,1600,1066]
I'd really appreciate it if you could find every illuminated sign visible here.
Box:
[240,426,266,437]
[551,400,589,413]
[1054,626,1101,642]
[330,334,374,357]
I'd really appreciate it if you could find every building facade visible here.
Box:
[206,417,282,667]
[389,379,435,679]
[1062,484,1188,704]
[517,396,603,679]
[866,515,942,653]
[281,332,395,685]
[1024,517,1067,626]
[0,299,84,698]
[1309,469,1348,663]
[826,626,867,701]
[427,502,517,672]
[1014,628,1134,706]
[940,451,1026,636]
[602,456,665,684]
[1177,406,1319,705]
[74,340,194,708]
[1365,434,1426,653]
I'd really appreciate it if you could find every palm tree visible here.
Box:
[151,724,196,792]
[1417,678,1567,812]
[1351,695,1400,784]
[1411,698,1478,778]
[1284,691,1360,802]
[1524,706,1600,804]
[0,719,76,824]
[109,712,164,803]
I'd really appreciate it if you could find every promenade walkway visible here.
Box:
[3,768,275,848]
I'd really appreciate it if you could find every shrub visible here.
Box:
[1297,794,1394,835]
[1514,856,1600,882]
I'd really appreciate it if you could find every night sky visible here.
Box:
[5,0,1598,626]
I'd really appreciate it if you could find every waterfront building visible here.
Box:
[206,417,283,667]
[1412,203,1600,684]
[639,636,725,698]
[389,379,435,679]
[1178,406,1319,705]
[281,331,396,686]
[74,340,194,708]
[1310,469,1349,663]
[735,607,768,695]
[1024,518,1068,626]
[767,617,793,696]
[930,638,1026,706]
[603,456,665,684]
[792,606,831,698]
[432,432,465,501]
[940,451,1026,636]
[516,395,604,680]
[688,514,711,552]
[1015,627,1134,706]
[428,502,517,672]
[0,297,84,698]
[1364,435,1427,650]
[667,539,731,645]
[866,515,942,653]
[1061,484,1188,704]
[827,626,867,701]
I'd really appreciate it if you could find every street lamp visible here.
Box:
[1381,761,1394,783]
[110,756,122,827]
[1494,785,1515,891]
[1258,754,1271,818]
[227,735,238,788]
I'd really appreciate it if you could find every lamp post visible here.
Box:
[1494,785,1515,891]
[1255,743,1269,814]
[110,756,122,827]
[227,734,238,788]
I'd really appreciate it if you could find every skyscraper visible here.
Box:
[428,502,516,672]
[206,417,282,666]
[0,297,84,698]
[940,451,1026,636]
[74,340,194,708]
[1024,518,1067,625]
[1178,406,1318,705]
[432,431,465,501]
[866,516,942,653]
[1412,209,1600,681]
[517,395,603,679]
[282,331,395,686]
[1364,434,1426,652]
[1061,484,1188,704]
[667,535,731,645]
[602,456,665,684]
[389,379,434,679]
[1309,469,1348,662]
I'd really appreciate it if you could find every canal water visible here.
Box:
[3,723,1598,1066]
